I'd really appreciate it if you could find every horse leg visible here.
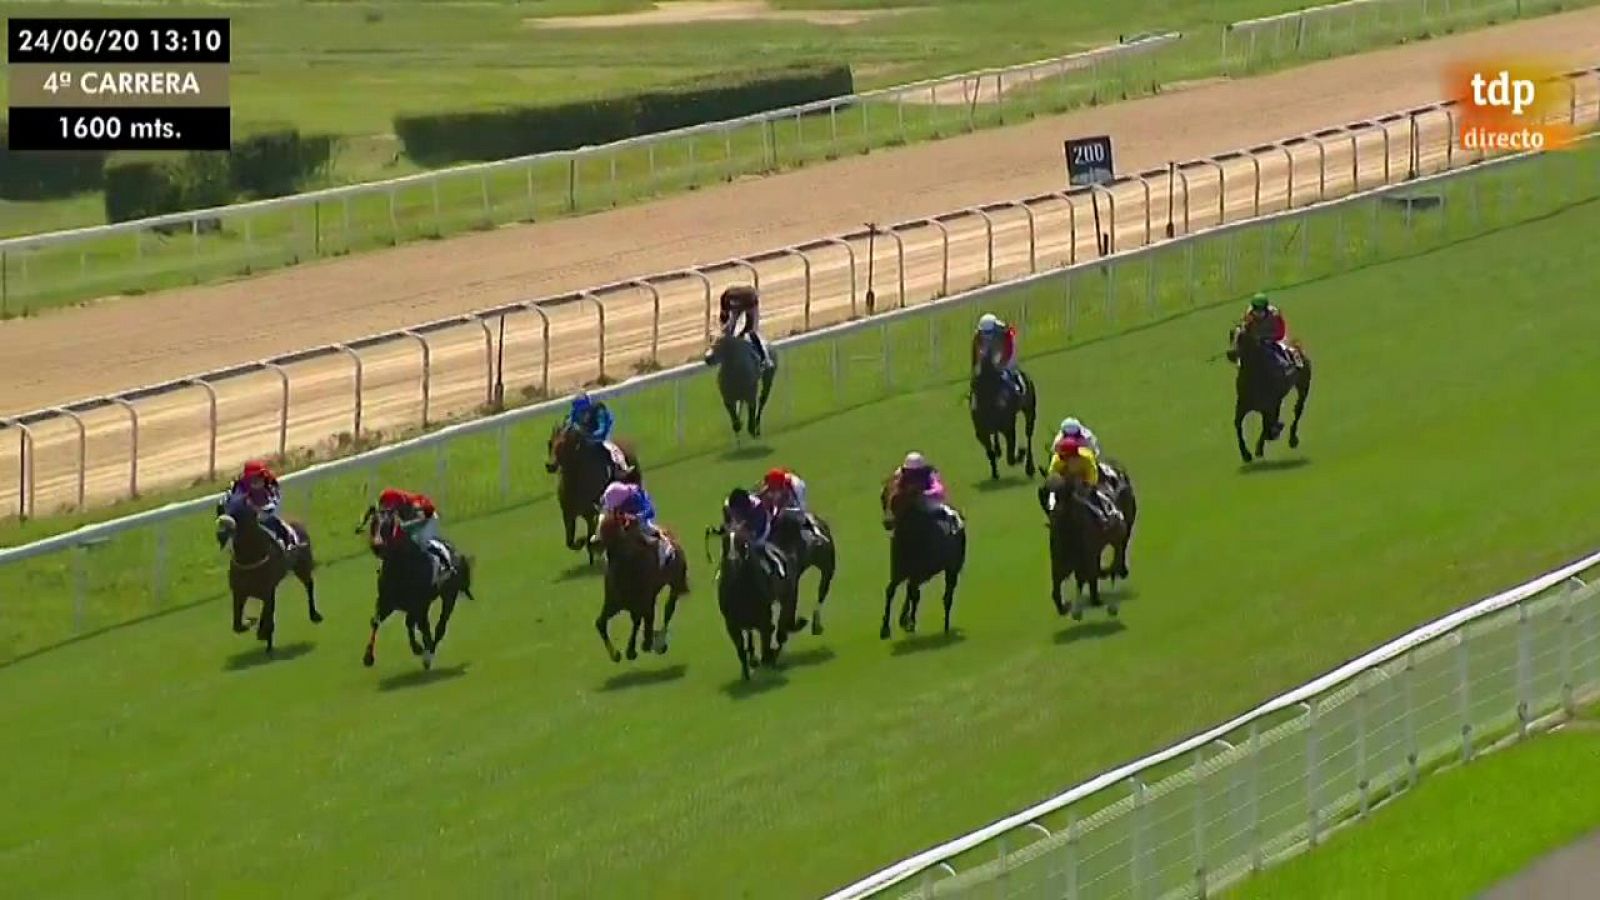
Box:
[1022,390,1038,477]
[625,607,644,661]
[811,549,835,636]
[295,557,322,624]
[562,508,581,552]
[753,369,775,436]
[596,597,624,663]
[941,568,960,635]
[723,397,743,435]
[411,608,437,670]
[746,394,760,438]
[1051,554,1068,616]
[1234,397,1254,463]
[433,593,458,651]
[231,590,250,634]
[728,621,752,680]
[641,594,660,657]
[880,577,902,640]
[1289,368,1311,449]
[902,583,921,634]
[584,513,600,566]
[256,591,277,654]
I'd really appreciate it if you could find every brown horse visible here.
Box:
[545,423,639,565]
[1040,475,1131,620]
[215,494,319,655]
[592,513,688,663]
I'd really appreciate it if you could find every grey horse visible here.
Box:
[703,333,777,437]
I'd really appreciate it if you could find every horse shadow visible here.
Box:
[1239,457,1311,475]
[600,663,688,692]
[557,560,604,582]
[1054,619,1127,645]
[378,662,470,691]
[721,671,790,699]
[891,629,967,656]
[719,444,774,461]
[222,640,314,671]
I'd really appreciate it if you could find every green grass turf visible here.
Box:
[1222,704,1600,900]
[2,150,1599,897]
[1,0,1583,313]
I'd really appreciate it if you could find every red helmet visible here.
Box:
[378,488,408,510]
[763,468,789,491]
[242,460,267,476]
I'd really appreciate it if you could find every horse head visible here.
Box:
[215,493,258,550]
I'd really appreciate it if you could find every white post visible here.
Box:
[1404,650,1419,787]
[1191,748,1208,897]
[1516,599,1532,739]
[1063,810,1079,900]
[1561,576,1584,716]
[1306,699,1321,847]
[1248,721,1262,873]
[1356,677,1369,817]
[1457,633,1473,763]
[1131,778,1148,899]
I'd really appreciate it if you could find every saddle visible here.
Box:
[423,539,457,587]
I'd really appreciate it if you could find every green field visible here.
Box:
[1,0,1582,314]
[1224,704,1600,899]
[2,148,1599,896]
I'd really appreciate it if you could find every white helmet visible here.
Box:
[978,313,1000,333]
[1060,417,1083,436]
[902,451,928,470]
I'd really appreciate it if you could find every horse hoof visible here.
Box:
[1289,435,1301,449]
[310,611,325,624]
[1071,609,1084,621]
[610,651,623,663]
[362,651,375,668]
[423,653,434,671]
[1109,605,1121,618]
[232,623,250,634]
[811,619,823,636]
[792,617,809,633]
[879,625,891,640]
[626,647,638,661]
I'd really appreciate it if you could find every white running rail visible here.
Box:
[8,69,1597,521]
[824,552,1600,899]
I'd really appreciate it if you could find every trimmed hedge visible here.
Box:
[101,127,337,223]
[395,64,854,167]
[0,123,108,201]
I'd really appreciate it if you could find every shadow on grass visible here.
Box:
[719,444,774,461]
[720,668,789,698]
[890,628,967,656]
[600,662,688,691]
[557,560,604,582]
[378,662,469,691]
[223,640,315,671]
[1054,618,1127,645]
[776,645,836,669]
[1238,456,1311,475]
[974,473,1034,492]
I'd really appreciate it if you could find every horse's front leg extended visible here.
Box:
[902,583,921,633]
[1289,375,1310,449]
[1234,399,1253,463]
[363,606,392,668]
[724,398,743,435]
[880,578,901,640]
[410,610,438,670]
[625,609,643,661]
[256,592,278,653]
[231,590,250,633]
[1003,419,1020,466]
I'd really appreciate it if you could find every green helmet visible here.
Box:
[1250,293,1271,311]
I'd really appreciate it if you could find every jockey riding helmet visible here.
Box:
[1060,417,1083,436]
[763,468,789,492]
[602,482,633,509]
[902,451,927,470]
[378,487,408,509]
[978,313,1001,333]
[571,392,593,414]
[1250,293,1270,312]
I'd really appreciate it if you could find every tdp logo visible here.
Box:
[1470,71,1536,116]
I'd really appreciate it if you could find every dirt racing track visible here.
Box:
[4,10,1600,519]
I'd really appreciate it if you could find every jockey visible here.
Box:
[1057,417,1101,456]
[971,313,1022,394]
[566,392,614,444]
[1239,293,1293,368]
[226,459,294,547]
[724,487,788,579]
[892,452,947,503]
[376,487,454,581]
[600,480,671,564]
[719,285,774,370]
[1046,437,1120,524]
[758,467,807,513]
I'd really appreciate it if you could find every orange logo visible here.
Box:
[1444,60,1576,153]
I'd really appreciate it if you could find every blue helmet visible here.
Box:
[571,392,593,415]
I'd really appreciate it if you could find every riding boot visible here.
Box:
[749,332,774,370]
[426,546,452,585]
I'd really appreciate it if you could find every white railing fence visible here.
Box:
[824,555,1600,900]
[0,33,1181,313]
[1222,0,1573,73]
[7,69,1596,522]
[0,137,1592,666]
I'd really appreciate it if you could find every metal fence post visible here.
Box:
[1306,699,1321,847]
[1404,650,1419,787]
[1191,748,1208,897]
[1457,632,1473,763]
[1248,721,1262,873]
[1356,676,1369,817]
[1063,810,1079,900]
[1516,599,1532,739]
[1561,577,1584,716]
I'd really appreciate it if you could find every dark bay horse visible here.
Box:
[358,508,475,671]
[878,479,967,640]
[215,494,319,655]
[1227,327,1312,464]
[546,423,639,565]
[712,526,787,680]
[770,509,836,636]
[704,333,777,438]
[969,354,1037,480]
[594,513,689,662]
[1040,474,1132,620]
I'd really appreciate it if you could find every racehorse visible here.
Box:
[878,478,967,640]
[769,509,836,636]
[358,507,476,671]
[1040,470,1133,620]
[968,353,1037,480]
[593,513,689,663]
[712,525,788,680]
[214,493,319,655]
[704,332,777,438]
[546,423,639,565]
[1227,326,1312,464]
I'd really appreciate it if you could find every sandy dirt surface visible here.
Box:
[3,10,1600,518]
[527,1,923,30]
[1479,829,1600,899]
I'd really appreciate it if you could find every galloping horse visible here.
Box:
[214,494,319,655]
[713,525,787,680]
[546,423,639,564]
[704,333,777,438]
[593,513,689,663]
[1040,473,1132,620]
[769,509,836,636]
[878,478,967,640]
[969,353,1037,480]
[1228,326,1312,464]
[358,507,475,671]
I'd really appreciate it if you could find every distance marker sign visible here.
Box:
[1063,135,1116,186]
